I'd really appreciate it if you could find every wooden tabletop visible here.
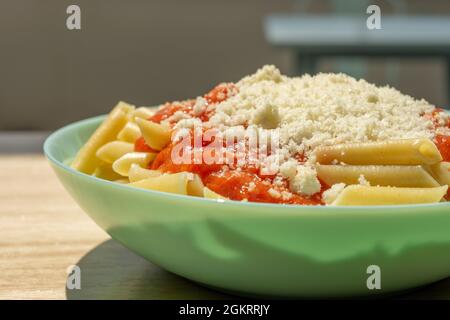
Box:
[0,155,449,300]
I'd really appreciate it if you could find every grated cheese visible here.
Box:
[358,174,371,186]
[268,188,281,199]
[322,183,346,205]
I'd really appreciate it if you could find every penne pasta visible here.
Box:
[128,163,161,182]
[112,152,156,176]
[117,122,141,143]
[96,141,134,164]
[331,185,448,206]
[135,117,171,151]
[93,162,124,181]
[315,139,443,165]
[316,164,440,188]
[133,106,157,120]
[187,174,204,197]
[203,187,227,200]
[71,101,135,174]
[128,172,193,195]
[426,162,450,187]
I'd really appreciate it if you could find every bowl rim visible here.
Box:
[43,114,450,212]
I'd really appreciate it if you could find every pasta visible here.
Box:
[332,185,448,206]
[315,139,443,166]
[133,106,156,120]
[96,141,134,164]
[128,164,161,182]
[70,66,450,206]
[93,162,124,181]
[135,117,171,151]
[117,122,141,143]
[187,174,205,197]
[129,172,193,195]
[112,152,156,176]
[316,164,440,188]
[71,101,134,174]
[203,187,227,200]
[426,162,450,187]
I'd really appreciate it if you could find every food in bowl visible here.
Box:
[71,65,450,206]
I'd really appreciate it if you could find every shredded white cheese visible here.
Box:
[358,174,371,186]
[289,166,321,196]
[322,183,346,204]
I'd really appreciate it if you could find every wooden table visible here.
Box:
[1,155,449,299]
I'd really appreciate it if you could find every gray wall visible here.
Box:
[0,0,449,130]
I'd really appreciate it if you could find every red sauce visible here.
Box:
[134,136,158,153]
[149,101,193,124]
[149,84,236,126]
[150,143,223,178]
[204,170,322,205]
[436,135,450,162]
[205,83,236,104]
[424,108,450,130]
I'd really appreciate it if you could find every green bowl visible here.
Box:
[44,115,450,298]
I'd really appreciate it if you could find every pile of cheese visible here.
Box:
[170,65,449,198]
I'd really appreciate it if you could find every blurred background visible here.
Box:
[1,0,450,152]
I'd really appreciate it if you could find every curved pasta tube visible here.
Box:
[331,185,448,206]
[71,101,135,174]
[112,152,156,176]
[129,172,193,195]
[316,165,440,188]
[203,187,227,200]
[117,122,141,143]
[187,174,204,197]
[315,139,443,165]
[427,162,450,186]
[93,162,124,181]
[128,163,161,182]
[96,141,134,164]
[135,117,171,151]
[133,106,156,120]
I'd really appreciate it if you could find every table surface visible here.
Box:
[1,155,449,300]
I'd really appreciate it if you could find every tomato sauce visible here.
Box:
[149,83,236,126]
[149,101,193,124]
[435,135,450,162]
[205,83,236,104]
[150,143,223,178]
[425,108,450,161]
[134,136,158,153]
[204,170,322,205]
